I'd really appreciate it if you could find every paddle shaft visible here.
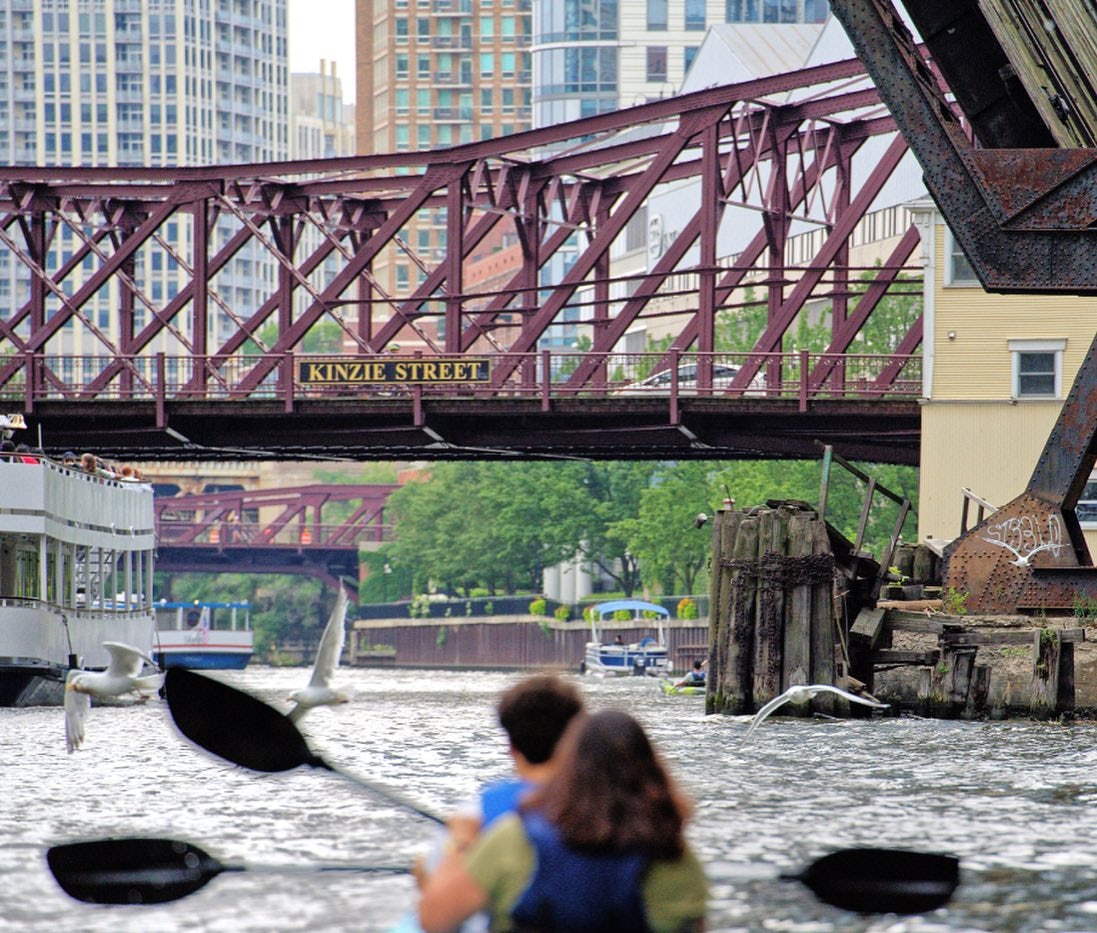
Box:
[313,756,444,824]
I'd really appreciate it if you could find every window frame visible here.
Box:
[944,227,980,287]
[1008,338,1065,400]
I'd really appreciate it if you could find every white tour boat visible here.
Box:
[580,598,671,677]
[153,600,253,670]
[0,417,157,706]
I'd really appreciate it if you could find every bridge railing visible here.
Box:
[1,350,922,406]
[155,519,395,548]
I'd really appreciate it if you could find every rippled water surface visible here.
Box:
[6,667,1097,932]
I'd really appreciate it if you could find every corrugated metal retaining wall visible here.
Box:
[351,616,709,672]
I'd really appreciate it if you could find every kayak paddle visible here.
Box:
[47,837,409,905]
[163,667,444,825]
[162,671,960,915]
[780,846,960,914]
[48,835,959,913]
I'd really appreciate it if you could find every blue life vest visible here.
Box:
[511,812,650,932]
[480,779,533,829]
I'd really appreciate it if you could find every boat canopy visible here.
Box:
[588,599,670,620]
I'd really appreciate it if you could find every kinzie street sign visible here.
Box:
[298,357,491,385]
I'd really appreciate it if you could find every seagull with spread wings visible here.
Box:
[287,587,353,722]
[64,642,164,753]
[982,537,1058,567]
[745,684,889,737]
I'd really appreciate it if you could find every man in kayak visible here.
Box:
[675,659,706,688]
[419,709,708,932]
[410,674,585,889]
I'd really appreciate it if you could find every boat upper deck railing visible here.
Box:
[0,457,155,545]
[0,596,153,619]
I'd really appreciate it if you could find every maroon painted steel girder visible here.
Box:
[155,483,398,549]
[830,0,1097,612]
[0,56,917,409]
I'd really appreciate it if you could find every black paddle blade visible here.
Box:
[48,838,224,905]
[165,667,321,773]
[787,847,960,914]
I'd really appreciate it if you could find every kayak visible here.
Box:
[660,679,706,696]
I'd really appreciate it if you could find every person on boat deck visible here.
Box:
[676,659,706,688]
[418,708,709,933]
[14,443,37,463]
[0,440,14,457]
[415,674,585,886]
[613,634,625,645]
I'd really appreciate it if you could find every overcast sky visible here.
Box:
[288,0,356,102]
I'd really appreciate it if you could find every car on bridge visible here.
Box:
[613,361,765,396]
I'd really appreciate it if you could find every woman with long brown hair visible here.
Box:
[419,707,708,932]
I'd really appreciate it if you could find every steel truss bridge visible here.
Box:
[154,483,397,591]
[0,57,926,464]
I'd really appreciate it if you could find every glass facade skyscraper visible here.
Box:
[532,0,827,126]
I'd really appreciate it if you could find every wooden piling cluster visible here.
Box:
[707,503,851,719]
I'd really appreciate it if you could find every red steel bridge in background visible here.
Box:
[155,483,398,591]
[0,57,926,465]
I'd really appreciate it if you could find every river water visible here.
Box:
[5,666,1097,932]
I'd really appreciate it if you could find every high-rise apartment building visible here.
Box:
[533,0,828,126]
[0,0,290,351]
[354,0,532,330]
[291,60,356,159]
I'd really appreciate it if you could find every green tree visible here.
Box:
[574,462,653,596]
[614,461,716,595]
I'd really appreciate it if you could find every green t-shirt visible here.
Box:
[464,813,708,932]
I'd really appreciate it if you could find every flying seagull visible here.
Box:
[982,537,1058,567]
[64,642,164,753]
[745,684,889,737]
[287,587,353,722]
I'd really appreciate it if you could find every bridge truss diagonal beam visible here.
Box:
[0,55,926,462]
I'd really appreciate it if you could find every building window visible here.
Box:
[726,0,760,21]
[647,0,667,29]
[684,46,699,72]
[1079,473,1097,526]
[646,47,667,82]
[685,0,705,29]
[1008,339,1064,399]
[763,0,797,21]
[945,228,979,286]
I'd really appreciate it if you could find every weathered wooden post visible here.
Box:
[782,513,813,694]
[752,508,788,710]
[810,519,839,716]
[929,646,977,718]
[1030,628,1069,719]
[722,515,759,714]
[707,508,741,714]
[966,664,990,719]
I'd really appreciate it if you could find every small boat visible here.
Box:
[580,599,670,677]
[153,600,253,670]
[660,679,706,696]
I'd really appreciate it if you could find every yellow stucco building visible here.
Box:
[911,200,1097,553]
